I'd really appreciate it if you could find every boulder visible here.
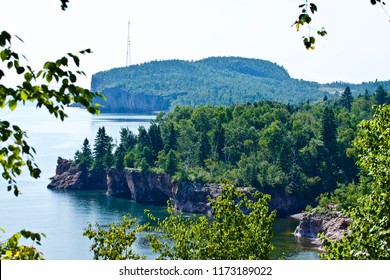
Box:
[294,210,351,246]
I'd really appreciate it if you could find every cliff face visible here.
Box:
[48,158,107,190]
[48,158,305,215]
[124,170,173,205]
[266,188,307,217]
[97,87,171,113]
[171,182,222,214]
[294,210,351,246]
[47,159,220,213]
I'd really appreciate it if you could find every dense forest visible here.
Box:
[74,85,389,209]
[90,57,390,112]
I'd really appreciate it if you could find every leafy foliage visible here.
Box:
[293,2,327,50]
[83,216,146,260]
[321,105,390,259]
[294,1,386,50]
[0,30,104,196]
[0,228,45,260]
[146,184,276,260]
[1,28,103,259]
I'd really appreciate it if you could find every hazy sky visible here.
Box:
[2,0,390,88]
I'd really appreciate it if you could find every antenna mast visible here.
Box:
[126,21,131,67]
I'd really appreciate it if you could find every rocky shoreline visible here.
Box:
[48,158,307,216]
[48,158,223,214]
[293,210,351,248]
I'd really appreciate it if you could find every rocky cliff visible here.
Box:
[48,158,107,190]
[48,158,222,213]
[95,87,173,113]
[48,158,305,215]
[293,210,351,247]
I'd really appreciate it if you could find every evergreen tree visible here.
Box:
[212,122,225,161]
[320,106,339,192]
[103,141,114,168]
[321,107,337,154]
[137,126,150,150]
[163,122,177,152]
[136,126,154,168]
[114,128,136,170]
[148,123,163,162]
[93,127,113,169]
[364,89,369,100]
[340,86,353,111]
[119,128,136,150]
[164,149,178,174]
[75,138,93,167]
[375,85,387,105]
[198,131,211,166]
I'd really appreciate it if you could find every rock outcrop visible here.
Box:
[48,158,222,213]
[106,168,131,197]
[171,182,223,214]
[48,158,307,215]
[266,188,306,217]
[96,88,172,113]
[294,210,351,246]
[48,158,107,190]
[124,170,173,205]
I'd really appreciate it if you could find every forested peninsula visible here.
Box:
[91,56,390,113]
[49,85,389,216]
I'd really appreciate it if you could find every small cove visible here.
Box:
[0,106,319,259]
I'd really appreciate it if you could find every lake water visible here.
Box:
[0,105,319,260]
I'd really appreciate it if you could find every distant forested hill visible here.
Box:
[91,57,389,112]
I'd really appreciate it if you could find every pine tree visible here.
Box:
[114,128,136,170]
[93,127,113,169]
[321,107,337,154]
[75,138,93,167]
[375,86,387,105]
[148,123,163,162]
[164,149,178,174]
[164,122,177,152]
[340,86,353,111]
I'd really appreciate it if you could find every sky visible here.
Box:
[1,0,390,88]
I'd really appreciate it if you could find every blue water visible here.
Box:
[0,106,319,260]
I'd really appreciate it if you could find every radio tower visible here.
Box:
[126,21,131,67]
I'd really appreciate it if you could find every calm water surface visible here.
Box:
[0,106,319,260]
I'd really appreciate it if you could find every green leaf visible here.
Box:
[16,67,25,74]
[24,72,33,82]
[20,90,28,101]
[8,99,17,111]
[310,3,317,13]
[46,73,53,83]
[0,31,12,46]
[70,73,77,83]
